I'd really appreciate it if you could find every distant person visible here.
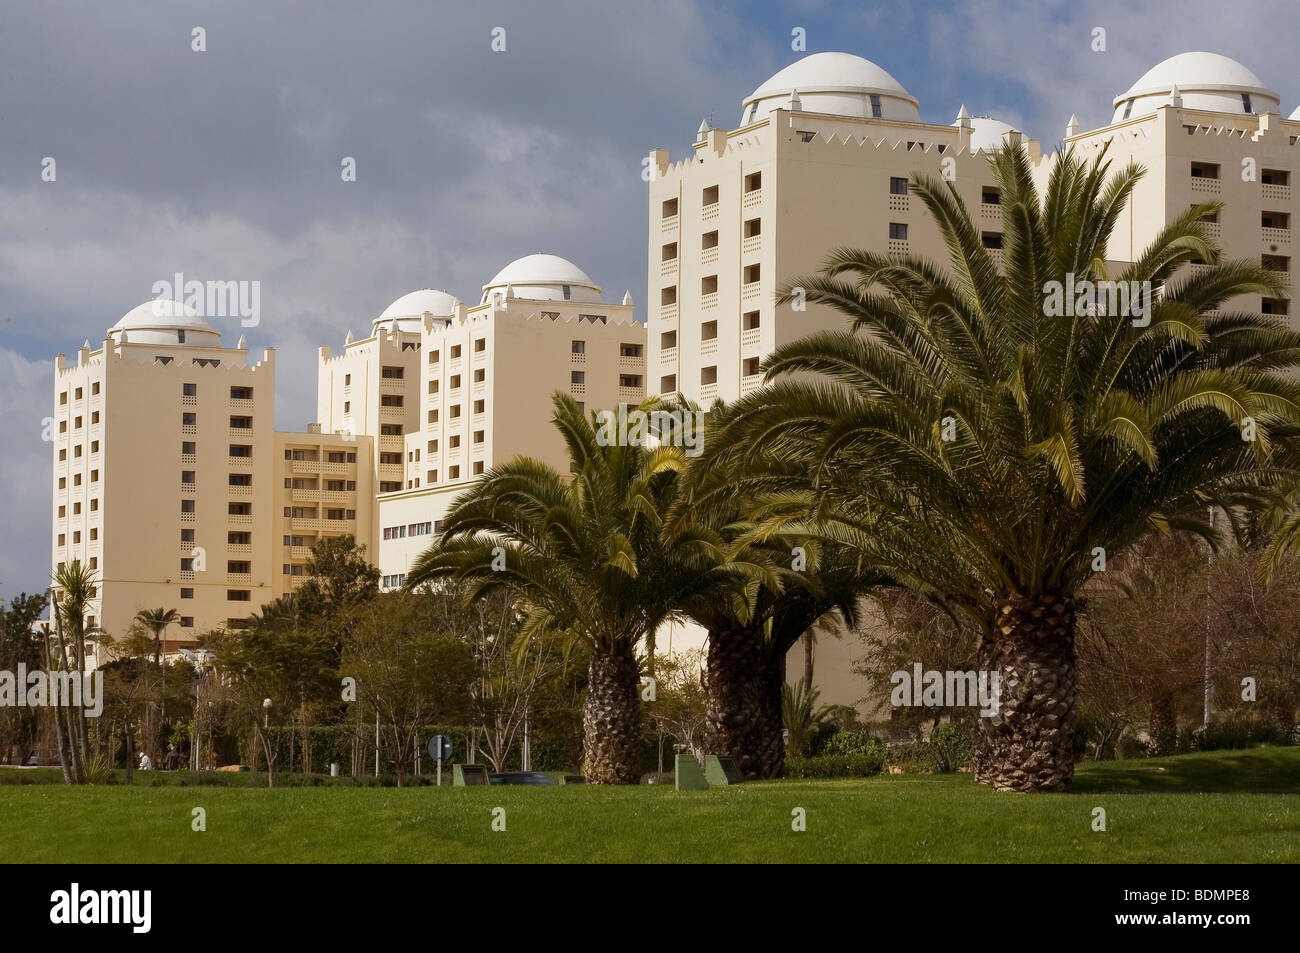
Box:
[139,752,152,771]
[165,746,180,771]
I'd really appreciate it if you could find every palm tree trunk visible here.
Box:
[705,627,785,780]
[582,645,641,784]
[974,592,1078,792]
[802,631,815,685]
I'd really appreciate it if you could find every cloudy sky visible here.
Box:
[3,0,1298,602]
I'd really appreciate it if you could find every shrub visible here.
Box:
[928,722,973,772]
[784,753,886,778]
[887,742,943,774]
[821,729,888,760]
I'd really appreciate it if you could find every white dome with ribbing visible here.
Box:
[374,288,459,333]
[109,299,221,346]
[1112,52,1278,122]
[740,52,919,126]
[955,115,1021,152]
[481,254,602,304]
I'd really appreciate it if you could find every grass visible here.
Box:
[2,747,1297,863]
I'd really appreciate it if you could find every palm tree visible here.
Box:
[50,560,99,783]
[135,607,180,666]
[407,394,716,783]
[691,144,1300,791]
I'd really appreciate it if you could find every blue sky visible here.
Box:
[3,0,1299,603]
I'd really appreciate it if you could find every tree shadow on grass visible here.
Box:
[1070,747,1300,795]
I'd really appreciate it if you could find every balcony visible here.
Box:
[181,424,197,436]
[741,281,761,301]
[660,345,678,365]
[1201,221,1221,241]
[661,302,678,321]
[987,248,1005,269]
[228,514,253,526]
[181,512,196,523]
[289,458,321,473]
[379,405,406,420]
[742,187,763,209]
[379,378,406,394]
[740,376,762,396]
[1189,175,1220,194]
[701,292,718,310]
[570,381,586,396]
[322,489,352,505]
[323,461,351,475]
[227,543,252,558]
[701,246,719,267]
[321,519,352,532]
[741,327,762,348]
[619,354,645,367]
[181,453,196,466]
[1262,226,1290,245]
[702,201,720,222]
[227,573,253,585]
[228,427,254,440]
[180,570,195,582]
[1263,183,1292,203]
[742,235,761,256]
[661,213,679,233]
[378,463,403,478]
[290,546,313,560]
[660,259,678,280]
[290,518,320,532]
[570,351,586,364]
[228,398,254,412]
[699,382,718,402]
[228,455,253,468]
[181,395,197,407]
[291,488,320,503]
[700,339,718,358]
[228,485,252,499]
[181,482,197,494]
[618,386,643,401]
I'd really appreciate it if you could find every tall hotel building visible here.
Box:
[51,50,1300,702]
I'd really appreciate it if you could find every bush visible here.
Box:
[887,742,943,774]
[784,753,887,779]
[821,729,888,760]
[1186,719,1294,752]
[928,722,973,772]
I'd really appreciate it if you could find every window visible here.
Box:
[661,374,677,393]
[428,409,439,424]
[661,330,677,349]
[227,590,252,602]
[90,528,98,541]
[428,349,440,364]
[474,338,486,352]
[180,588,194,599]
[620,343,643,357]
[1243,93,1253,113]
[91,469,98,482]
[1262,169,1290,186]
[1262,211,1290,229]
[1263,254,1290,273]
[1190,161,1220,179]
[427,470,438,483]
[619,375,642,388]
[1122,99,1133,120]
[662,242,678,262]
[701,366,718,385]
[744,171,761,192]
[73,474,81,487]
[474,430,484,444]
[74,416,82,429]
[183,383,198,397]
[379,481,401,492]
[982,232,1003,249]
[889,223,908,240]
[227,561,251,574]
[701,321,718,341]
[889,176,908,195]
[571,340,586,354]
[231,386,253,399]
[473,399,484,414]
[228,502,251,515]
[60,392,67,405]
[703,184,719,205]
[869,95,882,118]
[180,616,194,628]
[381,394,404,406]
[702,230,719,250]
[743,311,760,330]
[91,440,99,453]
[228,473,252,486]
[74,444,82,458]
[473,461,484,475]
[427,439,439,453]
[1262,298,1290,316]
[89,498,98,512]
[181,470,196,484]
[449,466,460,479]
[744,218,761,238]
[344,373,351,385]
[380,452,402,465]
[743,357,762,377]
[450,345,462,359]
[229,531,250,543]
[381,366,404,379]
[662,198,678,218]
[59,449,66,461]
[743,264,760,284]
[181,499,195,513]
[702,275,718,295]
[449,435,461,449]
[798,130,815,142]
[177,330,186,344]
[450,404,461,419]
[473,369,485,383]
[982,187,1001,205]
[661,286,678,306]
[58,477,66,490]
[230,416,252,429]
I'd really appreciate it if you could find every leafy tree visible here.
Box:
[0,592,48,764]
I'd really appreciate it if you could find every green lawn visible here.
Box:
[2,748,1297,863]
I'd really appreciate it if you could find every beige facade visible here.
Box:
[645,50,1300,712]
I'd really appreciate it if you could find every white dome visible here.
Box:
[956,116,1021,153]
[374,288,459,333]
[1112,52,1279,122]
[741,52,919,126]
[481,254,601,304]
[109,299,221,346]
[1289,105,1300,121]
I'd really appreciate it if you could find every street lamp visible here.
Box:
[263,697,272,728]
